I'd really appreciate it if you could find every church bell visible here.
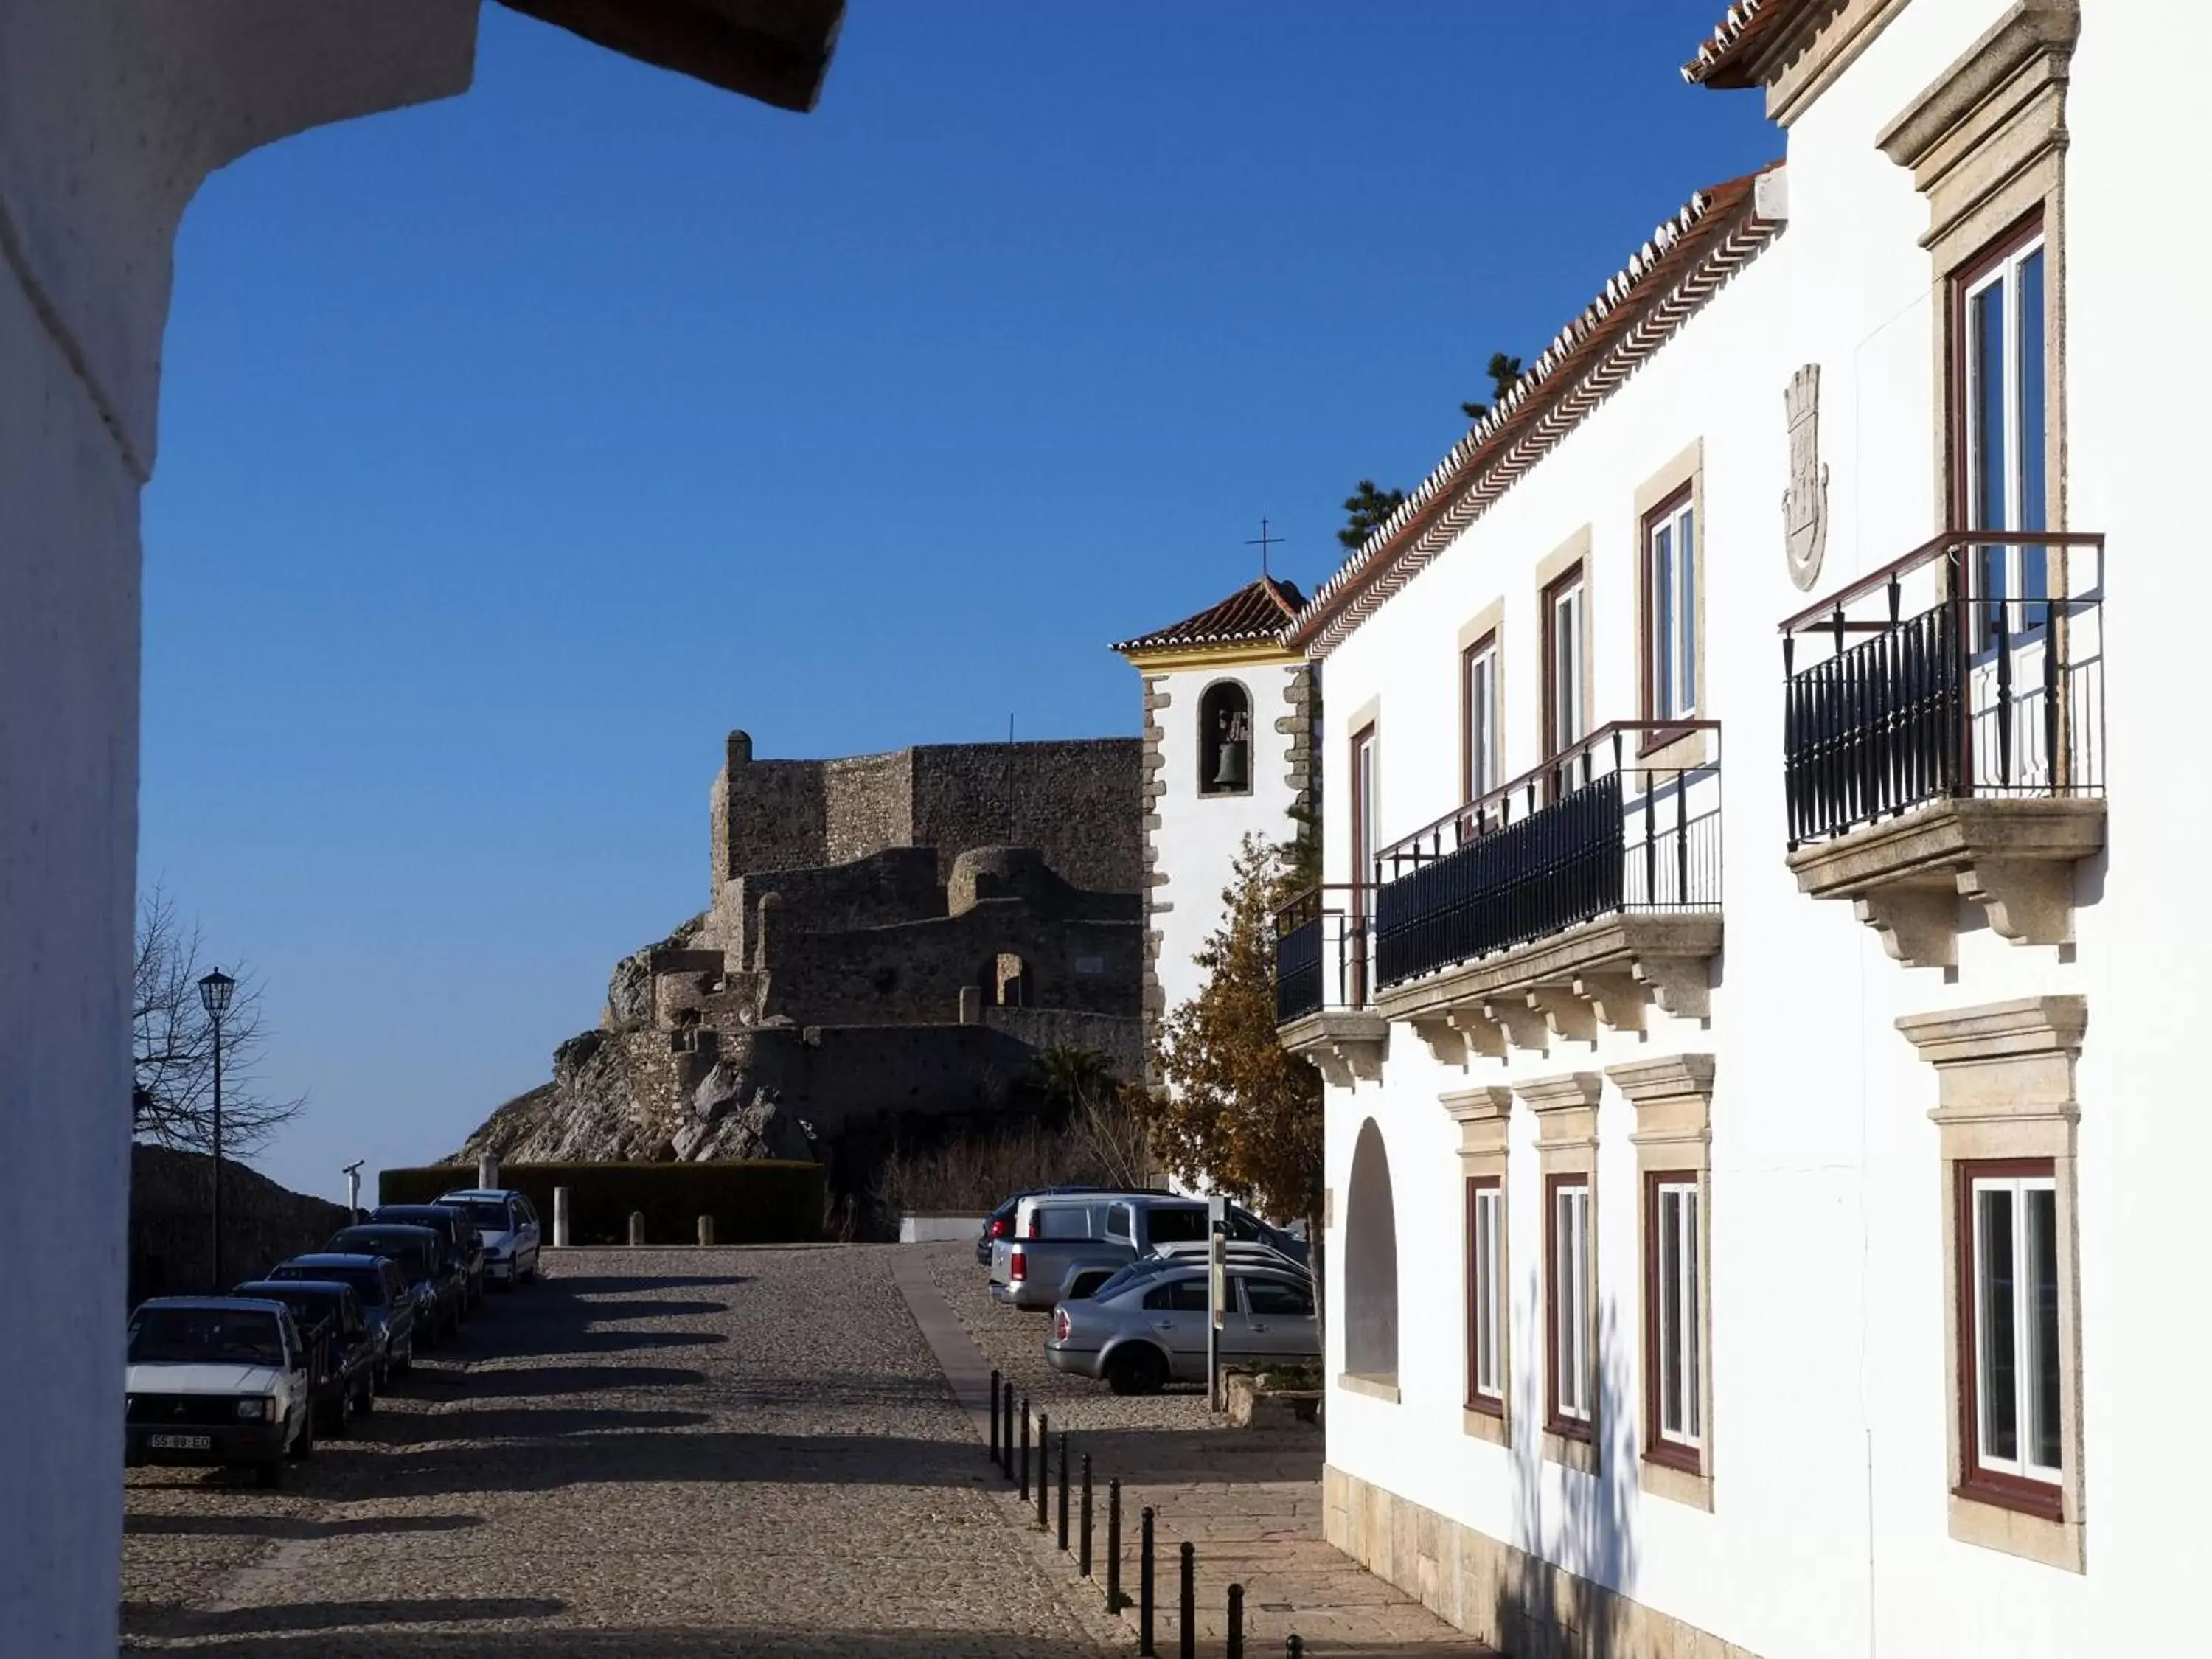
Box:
[1212,740,1250,791]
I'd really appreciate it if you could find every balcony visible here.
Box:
[1780,532,2105,968]
[1273,886,1387,1088]
[1360,722,1722,1067]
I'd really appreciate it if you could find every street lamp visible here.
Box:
[198,969,235,1289]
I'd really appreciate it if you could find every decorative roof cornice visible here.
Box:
[1283,168,1785,660]
[1114,574,1305,658]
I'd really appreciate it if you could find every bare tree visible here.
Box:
[133,883,302,1158]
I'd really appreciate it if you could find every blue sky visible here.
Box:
[141,1,1776,1202]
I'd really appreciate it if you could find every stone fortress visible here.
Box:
[458,728,1144,1178]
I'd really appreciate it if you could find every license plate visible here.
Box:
[147,1433,212,1450]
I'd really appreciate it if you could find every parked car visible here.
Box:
[234,1278,375,1432]
[990,1192,1307,1310]
[268,1253,417,1384]
[327,1222,455,1344]
[1046,1262,1320,1394]
[974,1184,1154,1265]
[1079,1239,1311,1301]
[123,1297,316,1486]
[370,1203,484,1310]
[436,1189,542,1287]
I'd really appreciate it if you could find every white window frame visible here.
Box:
[1551,1179,1591,1424]
[1653,1178,1702,1450]
[1547,578,1586,757]
[1469,1180,1504,1404]
[1646,501,1697,720]
[1969,1171,2062,1487]
[1961,234,2049,645]
[1464,640,1500,801]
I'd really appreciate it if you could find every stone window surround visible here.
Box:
[1445,1085,1514,1447]
[1632,442,1709,773]
[1896,995,2086,1573]
[1518,1071,1601,1475]
[1610,1054,1717,1512]
[1877,0,2078,540]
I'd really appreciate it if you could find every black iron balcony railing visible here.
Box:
[1368,721,1722,990]
[1271,885,1371,1024]
[1780,531,2104,849]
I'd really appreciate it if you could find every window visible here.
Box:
[1143,1278,1211,1312]
[1955,221,2049,646]
[1197,680,1254,796]
[1543,568,1586,762]
[1463,636,1500,802]
[1466,1177,1505,1412]
[1146,1207,1208,1245]
[1350,724,1377,1004]
[1546,1175,1592,1434]
[1645,1174,1703,1468]
[1242,1279,1315,1318]
[1644,493,1697,721]
[1959,1161,2062,1503]
[1106,1203,1134,1242]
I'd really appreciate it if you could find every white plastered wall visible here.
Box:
[0,6,479,1652]
[1318,1,2205,1655]
[1150,656,1307,1022]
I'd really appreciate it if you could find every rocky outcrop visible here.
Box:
[452,1023,817,1166]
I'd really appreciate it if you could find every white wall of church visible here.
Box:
[1150,656,1307,1024]
[1313,2,2200,1656]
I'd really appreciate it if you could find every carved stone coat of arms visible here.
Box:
[1782,364,1829,591]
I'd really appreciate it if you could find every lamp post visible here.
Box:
[198,969,235,1289]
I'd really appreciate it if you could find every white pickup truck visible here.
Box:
[123,1297,318,1487]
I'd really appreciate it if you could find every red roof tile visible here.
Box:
[1681,0,1819,88]
[1113,575,1306,656]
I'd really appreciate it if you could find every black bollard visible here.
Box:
[1106,1477,1123,1612]
[1019,1398,1030,1500]
[1178,1542,1196,1659]
[988,1368,1001,1465]
[1139,1507,1156,1657]
[1285,1638,1304,1659]
[1001,1380,1015,1479]
[1227,1584,1244,1659]
[1079,1453,1094,1577]
[1036,1411,1050,1527]
[1057,1432,1071,1551]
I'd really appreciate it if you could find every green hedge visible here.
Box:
[378,1161,824,1246]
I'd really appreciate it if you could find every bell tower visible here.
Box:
[1113,574,1315,1060]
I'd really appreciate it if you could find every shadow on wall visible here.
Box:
[1343,1117,1398,1382]
[1500,1294,1639,1659]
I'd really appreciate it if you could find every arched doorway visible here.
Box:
[1343,1116,1399,1384]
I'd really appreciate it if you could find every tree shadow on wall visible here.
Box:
[1497,1295,1639,1659]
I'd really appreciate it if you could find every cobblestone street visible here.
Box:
[120,1247,1101,1657]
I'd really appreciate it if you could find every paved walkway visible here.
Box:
[892,1250,1491,1657]
[123,1247,1102,1656]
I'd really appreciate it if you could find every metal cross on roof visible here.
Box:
[1245,518,1284,576]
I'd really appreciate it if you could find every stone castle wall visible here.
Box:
[711,730,1141,897]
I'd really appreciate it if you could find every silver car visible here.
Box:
[437,1189,542,1288]
[1045,1261,1318,1394]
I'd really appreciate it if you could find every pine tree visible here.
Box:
[1459,350,1526,421]
[1337,479,1407,551]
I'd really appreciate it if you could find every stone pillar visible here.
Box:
[958,984,984,1025]
[477,1153,500,1191]
[0,7,478,1653]
[553,1186,571,1248]
[698,1214,715,1248]
[629,1211,647,1247]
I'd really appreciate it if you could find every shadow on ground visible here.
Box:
[122,1624,1107,1657]
[123,1512,484,1541]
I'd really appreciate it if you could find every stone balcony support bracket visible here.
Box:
[1788,798,2106,969]
[1373,913,1722,1068]
[1279,1009,1390,1090]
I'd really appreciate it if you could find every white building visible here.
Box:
[1116,575,1315,1056]
[1274,3,2209,1655]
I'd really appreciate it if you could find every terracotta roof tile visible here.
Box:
[1681,0,1818,88]
[1113,575,1306,656]
[1287,166,1785,657]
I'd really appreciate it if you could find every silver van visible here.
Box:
[989,1192,1304,1310]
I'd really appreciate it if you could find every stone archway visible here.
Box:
[0,7,843,1649]
[1343,1116,1399,1385]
